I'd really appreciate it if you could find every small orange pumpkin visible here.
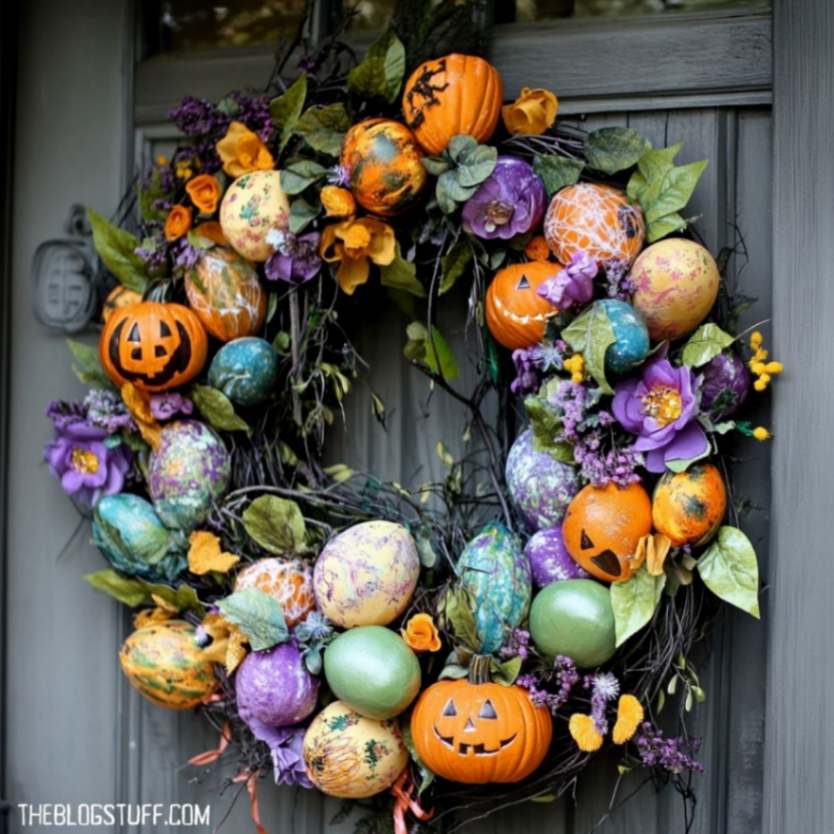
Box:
[410,678,552,784]
[340,119,427,216]
[485,261,560,350]
[562,482,652,583]
[402,54,503,155]
[652,461,727,546]
[101,285,142,323]
[100,301,208,393]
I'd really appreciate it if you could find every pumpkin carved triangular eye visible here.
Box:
[516,274,531,290]
[580,530,594,550]
[479,699,497,719]
[591,549,622,577]
[442,699,457,717]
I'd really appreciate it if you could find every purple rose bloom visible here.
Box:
[698,351,750,420]
[613,357,709,473]
[150,392,194,421]
[462,156,546,240]
[246,722,313,788]
[265,230,322,284]
[538,250,598,309]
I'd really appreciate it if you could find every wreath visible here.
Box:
[42,5,776,832]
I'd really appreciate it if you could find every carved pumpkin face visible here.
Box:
[100,301,208,393]
[485,261,560,350]
[562,482,652,583]
[410,680,552,784]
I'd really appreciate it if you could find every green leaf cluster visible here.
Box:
[293,102,351,157]
[523,394,574,462]
[585,127,651,175]
[403,321,459,380]
[218,587,289,651]
[86,208,149,293]
[347,31,406,103]
[380,242,425,297]
[66,339,113,388]
[242,495,307,554]
[697,526,760,618]
[269,74,308,153]
[84,568,204,614]
[533,154,583,197]
[681,323,735,368]
[191,385,249,433]
[424,135,497,215]
[561,303,617,394]
[280,159,328,195]
[610,565,666,647]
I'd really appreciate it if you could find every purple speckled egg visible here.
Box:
[505,429,580,531]
[699,351,751,420]
[524,526,589,587]
[235,642,319,728]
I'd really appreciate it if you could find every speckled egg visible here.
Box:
[148,420,231,531]
[92,493,185,582]
[303,701,408,798]
[523,526,588,588]
[505,429,580,530]
[596,299,650,375]
[219,170,289,262]
[234,558,316,627]
[235,642,319,729]
[208,337,279,407]
[631,238,720,341]
[313,520,420,628]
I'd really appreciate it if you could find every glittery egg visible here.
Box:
[235,642,320,728]
[699,351,751,420]
[303,701,408,798]
[596,299,650,375]
[523,526,588,588]
[313,520,420,628]
[208,337,279,406]
[505,429,580,530]
[234,558,315,627]
[148,420,231,531]
[219,170,289,262]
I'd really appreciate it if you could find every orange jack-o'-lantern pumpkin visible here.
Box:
[485,261,560,350]
[544,183,645,267]
[562,482,652,583]
[100,301,208,393]
[410,675,552,784]
[340,119,427,216]
[652,461,727,546]
[402,54,503,155]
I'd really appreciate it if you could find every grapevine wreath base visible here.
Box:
[42,5,774,833]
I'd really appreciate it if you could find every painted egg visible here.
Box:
[699,351,750,420]
[235,642,319,728]
[208,337,279,407]
[219,170,289,262]
[234,558,315,627]
[523,526,588,588]
[148,420,231,531]
[323,626,421,720]
[652,461,727,547]
[595,299,650,375]
[505,429,580,530]
[528,579,616,667]
[92,493,185,582]
[544,183,645,267]
[303,701,408,798]
[313,520,420,628]
[101,285,142,323]
[184,246,266,341]
[631,238,720,341]
[119,620,216,709]
[458,524,531,653]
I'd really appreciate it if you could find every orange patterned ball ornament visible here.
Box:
[652,461,727,546]
[234,557,315,627]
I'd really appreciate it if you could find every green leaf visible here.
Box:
[490,655,522,686]
[435,170,477,213]
[347,31,406,103]
[416,532,438,568]
[379,243,425,297]
[455,143,497,187]
[401,725,435,796]
[186,230,215,250]
[681,323,735,368]
[533,155,584,197]
[644,160,708,224]
[561,304,616,394]
[66,339,113,388]
[191,385,250,433]
[288,197,320,234]
[323,463,354,483]
[279,159,328,195]
[438,663,469,680]
[269,74,307,153]
[610,565,666,647]
[218,587,289,651]
[645,212,687,243]
[293,102,350,157]
[86,208,149,293]
[524,394,574,462]
[404,321,460,380]
[242,495,306,554]
[142,580,204,614]
[84,569,148,607]
[422,157,450,177]
[697,526,760,618]
[443,587,480,652]
[439,239,472,295]
[585,127,651,174]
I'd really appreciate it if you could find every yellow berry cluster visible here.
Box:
[748,331,783,392]
[563,354,585,384]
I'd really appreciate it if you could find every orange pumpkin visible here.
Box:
[101,285,142,323]
[184,246,266,341]
[410,678,552,784]
[652,461,727,546]
[562,482,652,583]
[100,301,208,393]
[544,183,645,267]
[340,119,427,216]
[485,261,560,350]
[402,54,503,155]
[234,557,316,627]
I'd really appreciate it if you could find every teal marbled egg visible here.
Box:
[596,299,650,375]
[208,337,279,407]
[457,524,532,654]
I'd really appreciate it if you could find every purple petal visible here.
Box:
[663,423,710,467]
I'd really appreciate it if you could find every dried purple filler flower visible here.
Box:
[538,250,598,310]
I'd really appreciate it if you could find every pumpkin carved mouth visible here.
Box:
[433,726,518,756]
[490,294,554,326]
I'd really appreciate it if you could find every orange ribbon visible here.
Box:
[232,771,267,834]
[187,721,231,766]
[391,770,434,834]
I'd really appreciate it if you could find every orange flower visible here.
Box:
[164,204,192,241]
[569,713,604,752]
[320,216,396,294]
[612,694,644,744]
[525,235,551,261]
[402,613,442,653]
[320,185,356,218]
[186,174,221,215]
[192,221,228,247]
[216,121,274,177]
[120,383,161,450]
[502,87,559,135]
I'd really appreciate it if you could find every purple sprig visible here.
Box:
[518,655,580,715]
[634,723,704,774]
[499,628,530,660]
[510,340,569,396]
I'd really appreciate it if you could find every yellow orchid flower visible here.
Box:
[320,216,396,294]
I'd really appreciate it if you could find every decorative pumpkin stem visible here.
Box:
[469,654,492,685]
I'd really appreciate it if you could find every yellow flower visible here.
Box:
[564,354,585,384]
[764,361,783,375]
[401,613,442,653]
[569,713,604,752]
[174,159,193,180]
[216,120,274,177]
[199,612,248,674]
[502,87,559,135]
[753,378,768,392]
[749,330,763,350]
[320,185,356,218]
[752,426,772,441]
[156,154,169,167]
[633,532,672,577]
[320,217,396,294]
[120,383,161,450]
[612,694,644,744]
[188,530,240,575]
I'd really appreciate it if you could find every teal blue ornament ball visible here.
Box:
[208,337,279,406]
[597,299,650,374]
